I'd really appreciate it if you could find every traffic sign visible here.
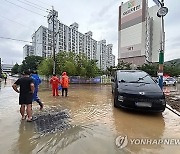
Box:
[153,0,161,7]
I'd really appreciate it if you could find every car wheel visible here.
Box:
[163,82,166,86]
[173,82,176,86]
[114,96,118,108]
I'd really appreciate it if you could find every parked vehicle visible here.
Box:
[112,70,166,113]
[163,77,177,86]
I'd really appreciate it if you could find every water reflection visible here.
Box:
[113,109,165,138]
[15,121,37,154]
[112,109,165,153]
[33,125,85,153]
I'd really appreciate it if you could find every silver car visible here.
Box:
[163,77,177,86]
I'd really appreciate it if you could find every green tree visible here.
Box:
[105,66,114,76]
[64,61,76,76]
[137,63,158,76]
[164,64,180,77]
[56,51,69,75]
[38,58,53,77]
[75,53,88,76]
[11,63,19,74]
[39,51,103,77]
[20,56,44,73]
[85,59,101,77]
[117,61,131,70]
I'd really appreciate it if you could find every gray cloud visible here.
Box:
[0,42,23,64]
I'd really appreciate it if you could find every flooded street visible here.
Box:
[0,78,180,154]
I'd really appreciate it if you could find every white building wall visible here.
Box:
[121,23,142,48]
[149,5,161,63]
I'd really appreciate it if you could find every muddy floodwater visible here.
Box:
[0,78,180,154]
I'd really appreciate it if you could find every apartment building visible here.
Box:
[31,26,53,58]
[23,45,34,59]
[23,10,115,70]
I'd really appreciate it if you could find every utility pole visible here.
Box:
[153,0,168,89]
[52,6,56,75]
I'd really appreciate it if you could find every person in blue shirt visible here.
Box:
[31,71,43,110]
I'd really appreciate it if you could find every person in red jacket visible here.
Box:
[50,74,60,96]
[61,72,69,97]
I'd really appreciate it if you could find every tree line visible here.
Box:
[11,53,180,77]
[11,52,103,77]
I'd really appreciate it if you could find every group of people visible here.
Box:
[50,72,69,97]
[12,70,69,122]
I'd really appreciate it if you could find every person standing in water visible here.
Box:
[31,71,44,110]
[12,70,34,122]
[61,72,69,97]
[50,74,60,96]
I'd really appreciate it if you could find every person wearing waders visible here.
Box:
[61,72,69,97]
[31,71,44,110]
[50,74,60,96]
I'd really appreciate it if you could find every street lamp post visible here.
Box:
[153,0,168,89]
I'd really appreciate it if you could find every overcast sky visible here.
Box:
[0,0,179,65]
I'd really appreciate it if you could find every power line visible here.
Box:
[0,15,30,28]
[23,0,50,11]
[0,36,43,44]
[16,0,49,12]
[0,15,38,30]
[35,0,51,7]
[0,36,30,43]
[4,0,46,17]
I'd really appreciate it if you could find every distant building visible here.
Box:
[1,64,14,73]
[97,40,107,70]
[32,26,53,58]
[23,45,34,59]
[23,10,115,70]
[118,0,161,66]
[106,44,114,68]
